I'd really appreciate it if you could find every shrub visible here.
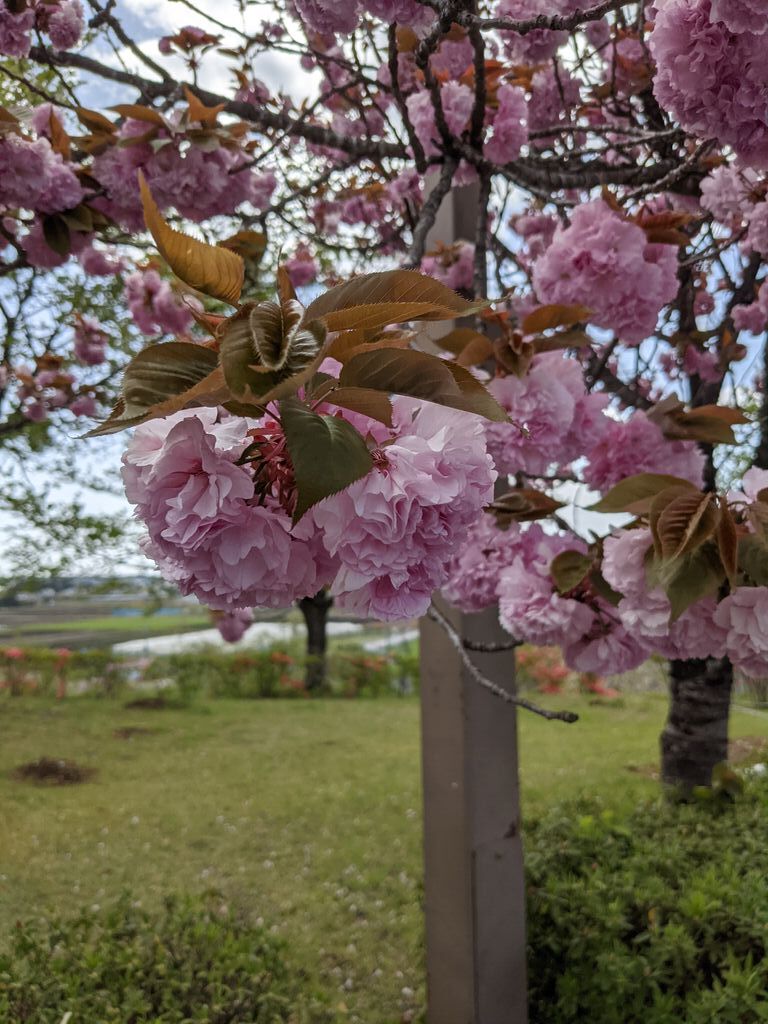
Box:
[0,893,331,1023]
[526,780,768,1024]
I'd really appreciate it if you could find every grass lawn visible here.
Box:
[1,692,767,1022]
[12,614,211,635]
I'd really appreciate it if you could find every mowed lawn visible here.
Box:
[2,692,768,1022]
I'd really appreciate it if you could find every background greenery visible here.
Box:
[3,692,768,1022]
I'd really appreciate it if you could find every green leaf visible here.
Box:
[550,550,593,595]
[592,473,698,515]
[42,215,71,257]
[649,543,725,622]
[280,397,373,522]
[738,535,768,586]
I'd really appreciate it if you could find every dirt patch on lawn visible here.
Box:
[123,696,171,710]
[627,735,768,780]
[12,757,95,785]
[113,726,158,740]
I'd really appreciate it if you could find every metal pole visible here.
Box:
[419,180,528,1024]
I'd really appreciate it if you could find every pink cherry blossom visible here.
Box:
[583,410,705,492]
[421,241,475,292]
[700,165,759,223]
[0,2,34,56]
[311,399,495,620]
[216,608,254,642]
[46,0,84,49]
[485,84,528,165]
[563,619,650,675]
[498,556,596,647]
[713,588,768,677]
[533,199,679,344]
[73,315,108,366]
[294,0,360,35]
[650,0,768,167]
[124,269,196,336]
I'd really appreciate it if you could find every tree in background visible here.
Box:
[3,0,768,787]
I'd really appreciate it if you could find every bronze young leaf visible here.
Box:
[304,268,488,326]
[138,172,244,306]
[592,473,698,516]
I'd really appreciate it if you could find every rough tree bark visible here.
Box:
[298,590,333,692]
[660,656,733,790]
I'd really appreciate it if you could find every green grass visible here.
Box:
[11,613,210,636]
[1,692,767,1022]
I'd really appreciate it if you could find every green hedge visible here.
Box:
[144,642,420,701]
[0,893,331,1023]
[526,779,768,1023]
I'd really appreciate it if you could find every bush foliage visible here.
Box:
[526,781,768,1024]
[0,893,331,1023]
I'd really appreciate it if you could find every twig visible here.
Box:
[463,637,522,652]
[470,0,625,33]
[427,602,579,723]
[404,158,457,267]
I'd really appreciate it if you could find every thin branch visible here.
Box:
[427,602,579,724]
[470,0,626,33]
[404,158,457,267]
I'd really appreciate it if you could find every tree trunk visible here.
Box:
[298,590,333,692]
[660,656,733,791]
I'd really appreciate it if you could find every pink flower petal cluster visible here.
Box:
[485,84,528,165]
[602,528,727,660]
[285,245,319,288]
[583,410,705,492]
[216,608,255,643]
[497,533,596,647]
[496,0,567,62]
[563,622,649,675]
[714,587,768,677]
[46,0,84,49]
[405,84,473,157]
[309,399,495,620]
[124,270,196,336]
[443,514,530,612]
[527,66,581,136]
[294,0,360,35]
[126,398,494,621]
[124,410,322,611]
[0,2,34,56]
[699,165,759,223]
[650,0,768,167]
[709,0,768,35]
[486,353,607,477]
[73,314,108,366]
[0,134,83,215]
[747,203,768,254]
[532,199,679,344]
[421,240,475,292]
[91,121,272,229]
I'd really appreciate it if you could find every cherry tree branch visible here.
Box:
[427,602,579,724]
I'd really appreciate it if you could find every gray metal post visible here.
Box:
[419,180,528,1024]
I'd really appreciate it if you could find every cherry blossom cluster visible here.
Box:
[122,395,495,622]
[0,0,83,57]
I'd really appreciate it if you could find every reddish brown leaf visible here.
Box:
[521,304,591,334]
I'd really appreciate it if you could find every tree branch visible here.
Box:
[427,602,579,723]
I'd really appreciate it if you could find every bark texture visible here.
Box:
[661,656,733,790]
[298,591,333,692]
